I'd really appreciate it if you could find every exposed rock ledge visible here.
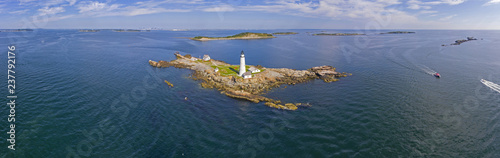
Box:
[149,52,350,110]
[442,37,478,46]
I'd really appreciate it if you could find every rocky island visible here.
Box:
[79,29,100,32]
[442,37,477,46]
[381,31,415,34]
[312,33,365,36]
[112,29,150,32]
[272,32,298,35]
[191,32,276,41]
[0,29,34,32]
[149,52,349,110]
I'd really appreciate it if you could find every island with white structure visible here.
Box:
[148,51,350,110]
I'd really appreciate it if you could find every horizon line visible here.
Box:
[2,28,500,31]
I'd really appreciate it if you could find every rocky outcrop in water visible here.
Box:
[380,31,415,34]
[442,37,478,46]
[312,33,365,36]
[149,53,349,110]
[309,65,351,82]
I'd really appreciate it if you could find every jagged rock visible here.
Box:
[149,60,158,67]
[445,37,478,46]
[309,65,338,76]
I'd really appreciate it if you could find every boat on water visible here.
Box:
[434,73,441,78]
[481,79,500,93]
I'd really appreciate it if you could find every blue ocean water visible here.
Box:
[1,29,499,157]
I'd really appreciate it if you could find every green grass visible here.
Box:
[195,60,211,64]
[228,32,273,38]
[210,65,264,77]
[199,60,263,77]
[211,65,248,77]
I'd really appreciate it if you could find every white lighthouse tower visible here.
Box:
[239,50,246,76]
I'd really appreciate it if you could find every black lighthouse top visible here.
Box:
[241,50,244,55]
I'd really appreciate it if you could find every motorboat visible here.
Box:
[434,73,441,78]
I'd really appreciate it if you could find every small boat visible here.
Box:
[434,73,441,78]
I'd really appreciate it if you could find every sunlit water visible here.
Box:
[1,29,499,157]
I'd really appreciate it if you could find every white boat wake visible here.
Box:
[418,65,437,76]
[481,79,500,93]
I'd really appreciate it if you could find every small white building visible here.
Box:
[242,71,252,79]
[214,67,219,73]
[203,55,211,61]
[249,67,260,73]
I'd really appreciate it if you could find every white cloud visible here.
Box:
[38,6,65,16]
[77,1,190,17]
[10,9,30,14]
[235,0,454,29]
[419,10,438,14]
[484,0,500,5]
[239,1,320,18]
[203,5,235,12]
[44,0,66,6]
[377,0,402,5]
[32,14,74,23]
[439,14,456,21]
[241,0,403,19]
[442,0,466,5]
[38,0,78,7]
[408,4,432,9]
[67,0,77,6]
[407,0,465,10]
[10,0,465,29]
[31,5,69,25]
[136,0,206,6]
[18,0,36,5]
[77,1,115,13]
[126,8,189,16]
[127,8,163,16]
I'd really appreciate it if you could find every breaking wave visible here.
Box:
[418,65,438,76]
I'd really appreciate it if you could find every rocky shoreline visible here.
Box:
[149,53,349,110]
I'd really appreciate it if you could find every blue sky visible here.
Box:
[0,0,499,29]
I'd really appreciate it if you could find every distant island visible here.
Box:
[79,29,100,32]
[442,37,478,46]
[272,32,298,35]
[0,29,34,32]
[149,52,349,110]
[312,33,365,36]
[381,31,415,34]
[112,29,150,32]
[191,32,276,41]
